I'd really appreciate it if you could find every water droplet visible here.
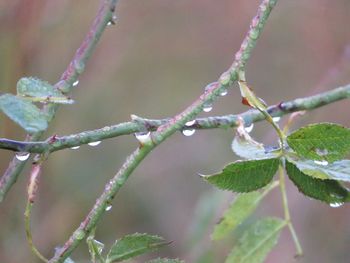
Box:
[88,141,101,147]
[245,123,254,133]
[203,103,213,113]
[105,205,112,211]
[72,80,79,87]
[107,21,112,26]
[219,71,231,86]
[272,116,281,122]
[185,120,196,126]
[219,89,228,96]
[314,160,328,166]
[15,152,30,161]
[182,129,196,137]
[70,146,80,150]
[204,82,218,93]
[330,202,344,208]
[74,229,85,240]
[135,131,151,143]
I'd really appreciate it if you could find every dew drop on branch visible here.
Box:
[105,205,112,211]
[219,89,228,96]
[88,141,101,147]
[314,160,328,166]
[15,152,30,161]
[272,116,281,122]
[135,132,151,143]
[182,129,196,137]
[330,202,344,208]
[72,80,79,87]
[70,146,80,150]
[185,120,196,126]
[203,103,213,113]
[244,123,254,133]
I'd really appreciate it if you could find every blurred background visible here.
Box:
[0,0,350,262]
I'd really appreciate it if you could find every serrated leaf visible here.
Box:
[146,258,185,263]
[287,123,350,163]
[287,157,350,182]
[232,123,280,159]
[17,77,73,104]
[212,192,263,240]
[285,160,350,203]
[225,217,285,263]
[0,93,48,133]
[203,159,279,193]
[106,233,169,263]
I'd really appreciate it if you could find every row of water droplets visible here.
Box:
[70,140,102,150]
[181,78,231,137]
[15,141,102,161]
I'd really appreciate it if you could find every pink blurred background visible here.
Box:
[0,0,350,262]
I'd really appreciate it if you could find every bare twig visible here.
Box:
[49,1,279,262]
[0,84,349,153]
[0,0,118,202]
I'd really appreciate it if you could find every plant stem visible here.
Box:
[0,0,118,203]
[278,165,303,257]
[1,83,349,154]
[49,145,152,263]
[25,201,49,263]
[49,1,279,261]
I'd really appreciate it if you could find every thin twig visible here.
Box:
[0,0,118,202]
[0,83,349,153]
[49,1,279,262]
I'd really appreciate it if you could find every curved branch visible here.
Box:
[49,1,279,262]
[0,0,118,202]
[0,84,349,153]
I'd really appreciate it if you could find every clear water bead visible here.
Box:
[70,146,80,150]
[15,152,30,161]
[272,116,281,122]
[219,89,228,96]
[105,205,112,211]
[245,123,254,133]
[203,103,213,113]
[72,80,79,87]
[182,129,196,137]
[88,141,101,147]
[135,132,151,142]
[185,120,196,126]
[314,160,328,166]
[330,202,344,208]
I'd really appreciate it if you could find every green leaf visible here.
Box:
[225,217,285,263]
[17,77,73,104]
[285,160,350,203]
[203,159,279,193]
[186,190,224,246]
[287,123,350,162]
[106,233,169,263]
[146,258,185,263]
[287,157,350,182]
[0,93,48,133]
[232,123,280,159]
[212,192,263,240]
